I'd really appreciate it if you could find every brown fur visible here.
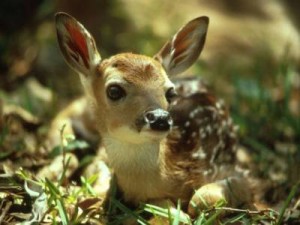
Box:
[100,53,166,86]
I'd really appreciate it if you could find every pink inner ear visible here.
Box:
[65,22,90,69]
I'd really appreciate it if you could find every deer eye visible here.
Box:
[106,84,126,101]
[165,87,177,103]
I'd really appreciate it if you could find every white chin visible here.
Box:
[109,126,168,143]
[142,128,169,139]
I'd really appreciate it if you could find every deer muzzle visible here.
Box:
[144,109,173,131]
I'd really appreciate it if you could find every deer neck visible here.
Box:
[103,136,165,176]
[102,136,173,203]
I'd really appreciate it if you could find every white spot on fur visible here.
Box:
[189,107,203,119]
[216,101,222,109]
[210,139,225,164]
[185,121,190,127]
[200,131,206,139]
[205,125,212,134]
[203,169,212,176]
[192,148,207,159]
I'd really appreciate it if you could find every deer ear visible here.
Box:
[55,12,101,76]
[154,17,209,76]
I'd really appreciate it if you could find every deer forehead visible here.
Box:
[99,53,173,89]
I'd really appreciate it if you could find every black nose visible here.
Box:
[144,109,172,131]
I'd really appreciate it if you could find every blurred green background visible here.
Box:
[0,0,299,203]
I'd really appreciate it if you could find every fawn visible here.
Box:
[55,12,252,220]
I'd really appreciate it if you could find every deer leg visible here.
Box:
[188,176,253,218]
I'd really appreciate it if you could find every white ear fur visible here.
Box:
[55,12,101,77]
[154,17,209,76]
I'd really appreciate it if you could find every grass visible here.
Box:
[0,167,282,224]
[277,181,300,225]
[231,61,299,144]
[228,60,300,184]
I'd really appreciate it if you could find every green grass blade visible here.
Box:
[56,198,70,225]
[58,155,71,186]
[172,200,181,225]
[194,213,206,225]
[144,204,169,218]
[45,178,60,196]
[276,181,300,225]
[80,176,96,195]
[203,209,223,225]
[222,213,246,224]
[110,198,149,225]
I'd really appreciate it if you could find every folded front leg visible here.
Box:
[188,177,253,217]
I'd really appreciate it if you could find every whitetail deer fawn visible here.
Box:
[55,12,252,221]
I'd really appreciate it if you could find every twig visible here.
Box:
[58,124,68,187]
[214,207,278,216]
[0,201,12,224]
[210,206,278,221]
[59,124,67,170]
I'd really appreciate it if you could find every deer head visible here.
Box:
[55,12,208,145]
